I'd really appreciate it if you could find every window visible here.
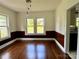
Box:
[26,18,45,34]
[27,18,34,33]
[37,18,44,33]
[0,15,9,39]
[76,17,79,27]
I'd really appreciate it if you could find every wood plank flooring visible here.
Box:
[0,40,71,59]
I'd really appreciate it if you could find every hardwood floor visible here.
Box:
[0,40,71,59]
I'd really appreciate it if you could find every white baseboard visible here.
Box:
[0,39,17,49]
[17,38,55,40]
[54,39,65,53]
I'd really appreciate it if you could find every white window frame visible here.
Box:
[25,17,45,35]
[26,18,35,35]
[0,15,10,41]
[35,17,45,35]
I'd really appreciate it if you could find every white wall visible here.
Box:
[0,5,17,41]
[16,11,55,31]
[56,0,79,52]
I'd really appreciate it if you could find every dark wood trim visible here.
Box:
[0,32,17,46]
[0,31,55,46]
[46,31,55,38]
[11,31,25,38]
[11,31,55,38]
[55,31,64,47]
[0,38,15,45]
[0,31,64,47]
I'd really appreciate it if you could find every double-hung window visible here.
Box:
[26,18,45,34]
[27,18,34,34]
[0,15,9,39]
[37,18,44,33]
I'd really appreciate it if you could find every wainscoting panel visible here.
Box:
[0,31,64,48]
[55,32,64,47]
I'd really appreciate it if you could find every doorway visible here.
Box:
[67,3,79,59]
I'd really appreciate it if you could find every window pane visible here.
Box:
[76,21,79,27]
[37,26,44,33]
[27,26,34,33]
[0,27,8,38]
[76,17,79,27]
[27,18,34,33]
[37,18,44,33]
[37,18,44,25]
[0,16,7,26]
[27,19,34,26]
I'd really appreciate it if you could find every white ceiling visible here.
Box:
[0,0,62,12]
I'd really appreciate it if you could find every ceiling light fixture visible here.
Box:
[25,0,32,17]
